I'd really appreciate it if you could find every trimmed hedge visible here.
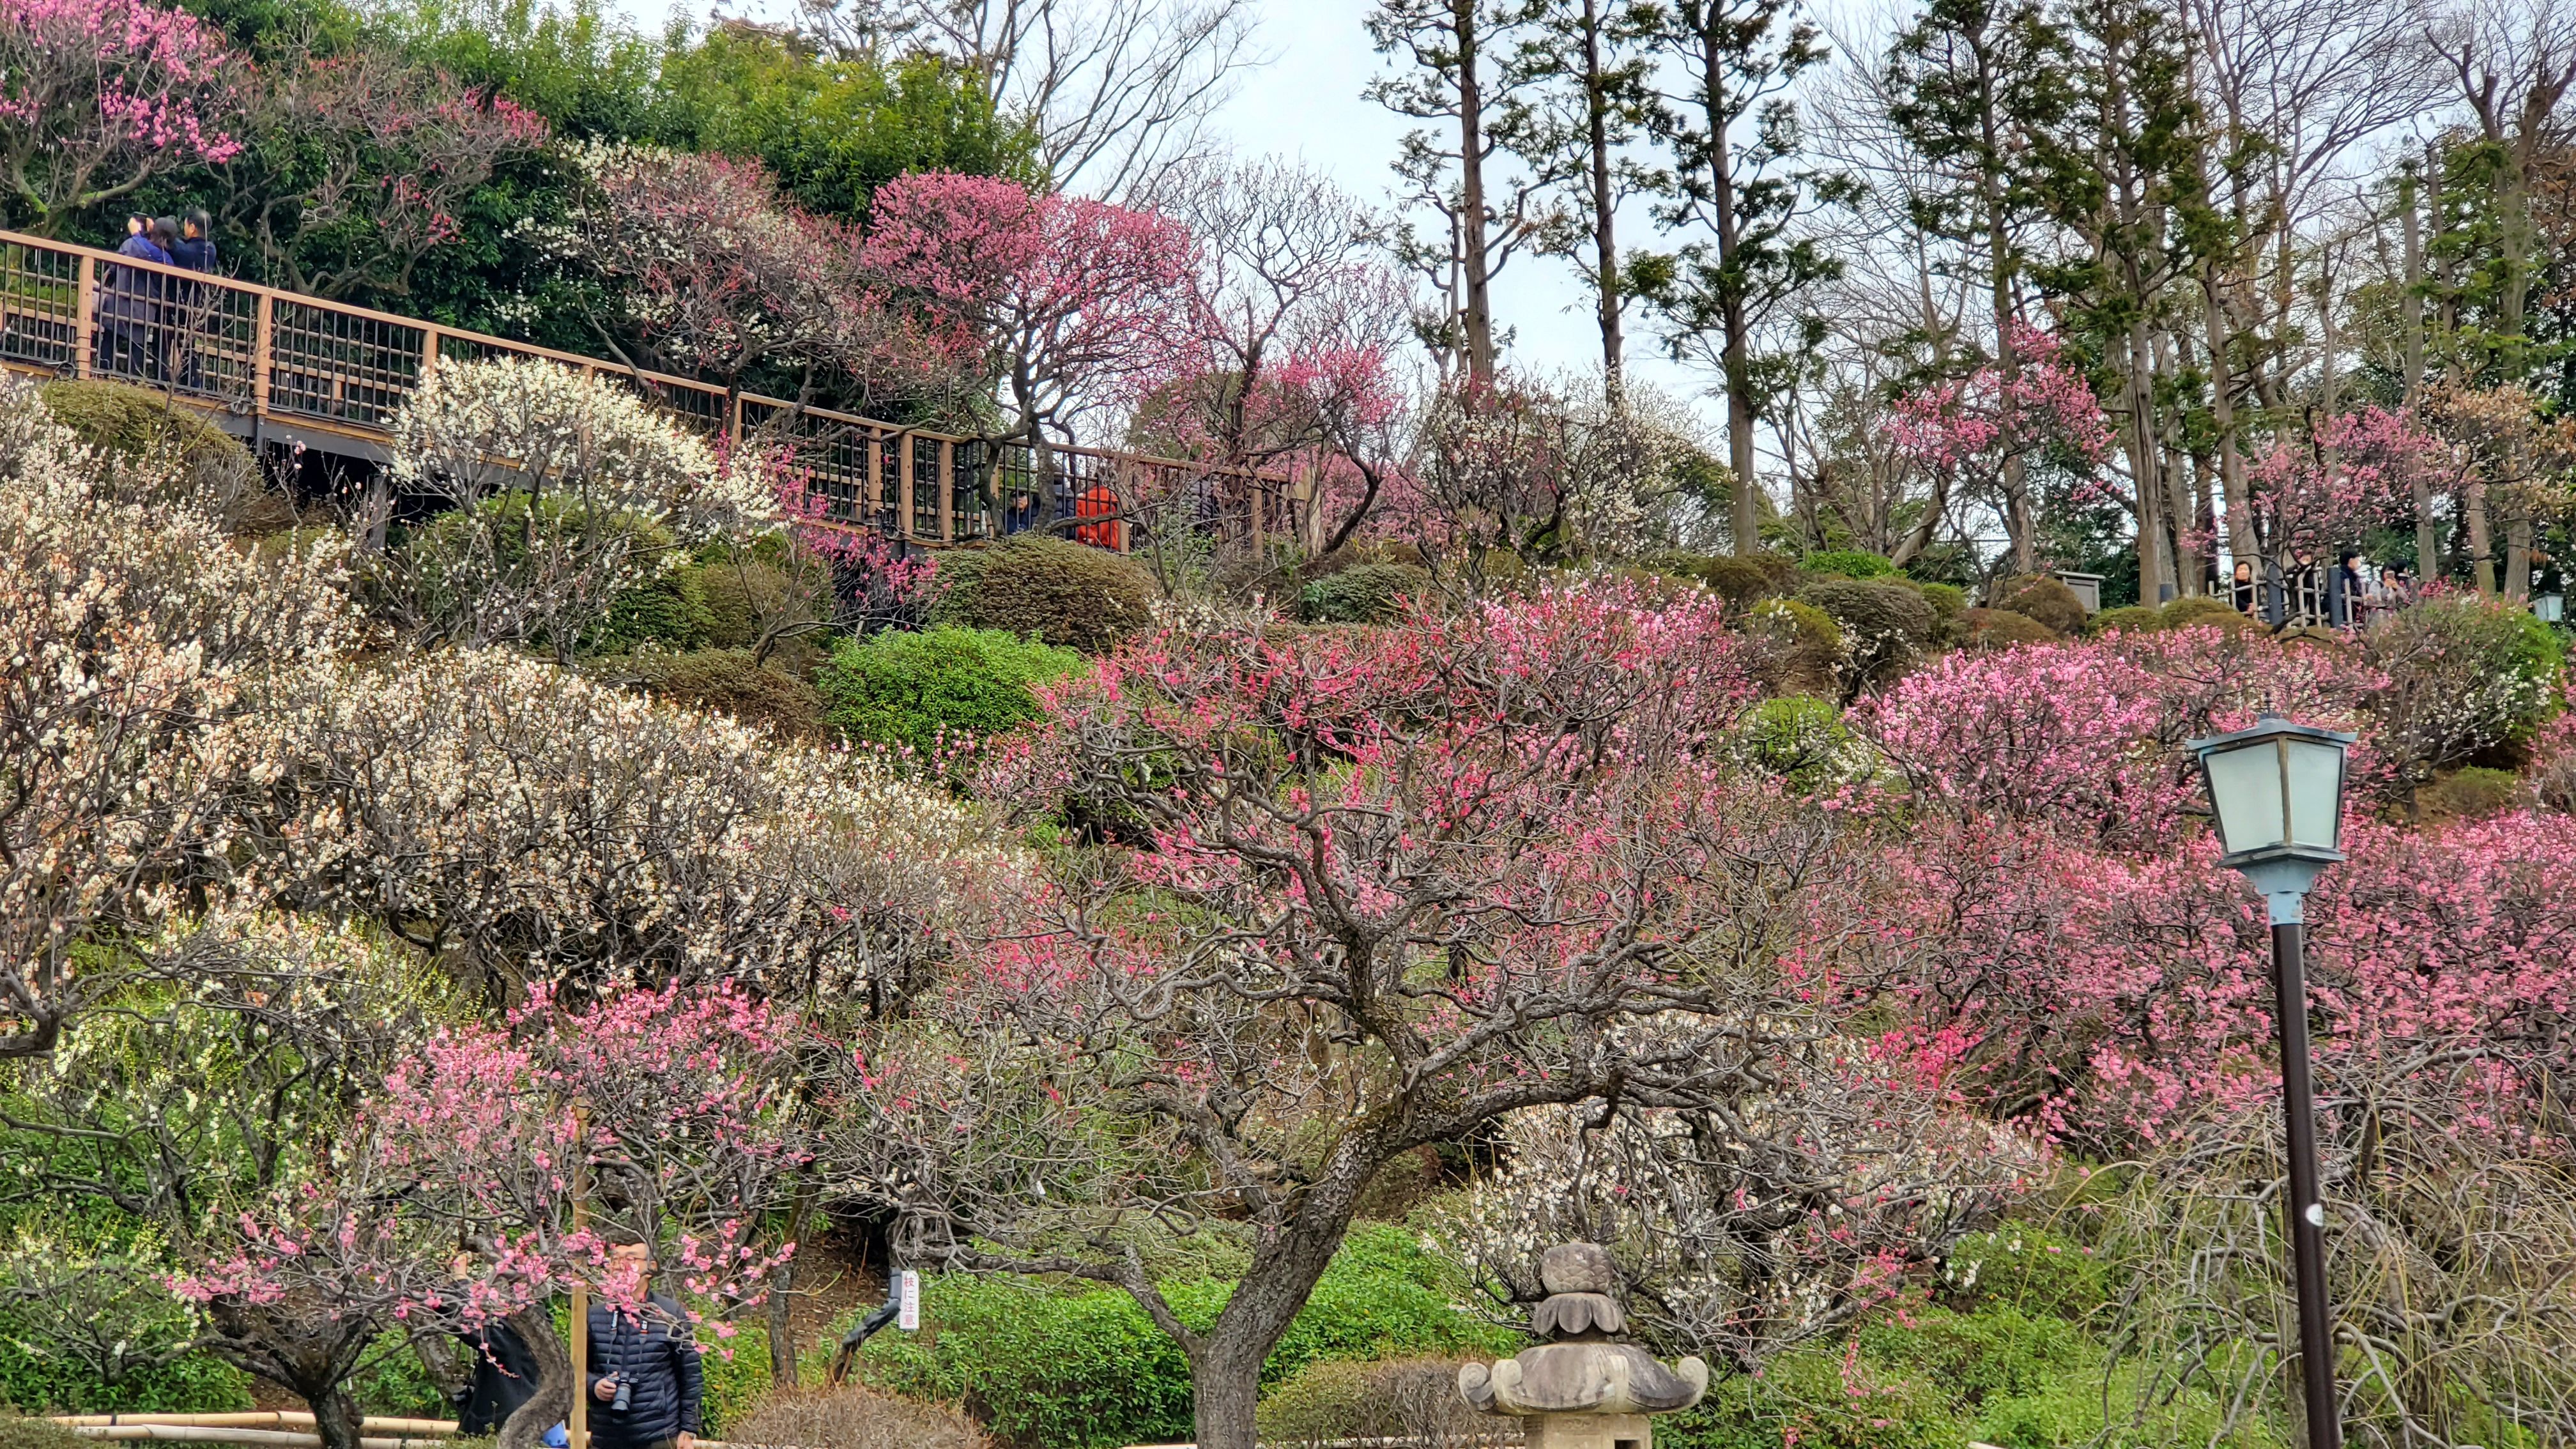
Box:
[1658,551,1801,610]
[1961,607,2060,649]
[857,1225,1517,1449]
[818,626,1083,765]
[619,648,829,742]
[2087,604,2163,636]
[37,379,290,533]
[2157,595,2256,633]
[930,535,1156,654]
[1298,562,1431,624]
[1795,578,1937,689]
[1989,574,2088,636]
[1749,598,1844,695]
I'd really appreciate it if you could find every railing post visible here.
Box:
[1248,468,1265,555]
[866,433,884,529]
[938,439,955,544]
[897,433,916,540]
[72,257,95,379]
[250,292,272,418]
[418,326,438,394]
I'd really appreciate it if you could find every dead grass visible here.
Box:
[721,1384,990,1449]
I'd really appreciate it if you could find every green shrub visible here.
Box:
[1796,579,1938,689]
[1915,581,1967,624]
[0,1322,253,1415]
[2156,595,2255,634]
[2088,604,2164,636]
[2420,765,2526,822]
[1938,1226,2111,1321]
[1660,551,1801,610]
[617,648,829,742]
[1803,549,1898,579]
[1662,1346,1962,1449]
[1733,696,1874,793]
[1298,562,1431,624]
[1990,575,2089,636]
[694,551,828,651]
[348,1331,451,1419]
[698,1325,775,1434]
[592,565,716,654]
[2366,595,2567,779]
[819,627,1082,765]
[1256,1358,1512,1448]
[38,380,288,533]
[1962,608,2060,649]
[858,1225,1514,1449]
[1749,598,1845,695]
[930,535,1156,654]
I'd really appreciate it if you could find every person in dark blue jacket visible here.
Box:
[164,210,218,389]
[581,1232,703,1449]
[95,213,172,379]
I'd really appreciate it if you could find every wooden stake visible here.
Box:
[568,1104,590,1449]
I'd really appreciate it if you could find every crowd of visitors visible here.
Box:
[2217,549,2417,630]
[93,210,219,385]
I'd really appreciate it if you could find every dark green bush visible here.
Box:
[2420,766,2526,822]
[820,627,1083,765]
[617,648,829,742]
[592,565,716,654]
[1297,562,1431,624]
[1659,551,1801,610]
[2088,604,2164,636]
[1915,581,1967,624]
[2156,595,2255,634]
[1803,549,1898,579]
[0,1322,253,1415]
[694,550,828,651]
[1749,598,1845,695]
[1795,579,1938,689]
[1961,608,2060,649]
[858,1225,1515,1449]
[930,535,1156,653]
[1989,575,2089,636]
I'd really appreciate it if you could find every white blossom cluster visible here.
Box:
[373,357,776,657]
[1432,1082,2036,1368]
[0,378,350,1054]
[218,646,1004,999]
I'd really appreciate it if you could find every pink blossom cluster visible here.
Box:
[2241,406,2450,563]
[0,0,243,169]
[1887,325,2112,478]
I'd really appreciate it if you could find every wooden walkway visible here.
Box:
[0,227,1301,551]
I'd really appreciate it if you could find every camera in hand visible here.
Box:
[609,1375,631,1414]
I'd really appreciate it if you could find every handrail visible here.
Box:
[0,226,1301,551]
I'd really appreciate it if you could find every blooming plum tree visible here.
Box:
[2239,406,2448,570]
[0,0,243,235]
[0,379,348,1057]
[367,357,773,657]
[222,645,993,1009]
[829,583,1945,1449]
[1885,325,2112,569]
[863,171,1198,509]
[573,145,965,411]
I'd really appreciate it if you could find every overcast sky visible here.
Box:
[633,0,1736,425]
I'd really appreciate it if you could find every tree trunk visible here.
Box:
[768,1177,822,1388]
[308,1389,364,1449]
[498,1305,573,1449]
[2204,278,2256,567]
[1581,0,1623,388]
[1455,0,1498,381]
[2401,164,2439,577]
[2126,322,2165,603]
[1187,1337,1268,1449]
[2465,476,2497,594]
[2506,514,2532,599]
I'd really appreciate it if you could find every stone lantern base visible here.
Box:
[1522,1413,1655,1449]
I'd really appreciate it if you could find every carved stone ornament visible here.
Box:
[1457,1242,1710,1422]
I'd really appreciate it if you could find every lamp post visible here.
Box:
[2184,712,2355,1449]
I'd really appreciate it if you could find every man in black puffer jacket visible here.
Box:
[583,1232,703,1449]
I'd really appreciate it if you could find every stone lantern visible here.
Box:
[1457,1243,1708,1449]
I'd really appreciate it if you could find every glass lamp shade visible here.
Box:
[2188,715,2354,864]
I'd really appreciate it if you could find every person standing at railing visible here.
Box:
[95,213,172,380]
[166,210,218,390]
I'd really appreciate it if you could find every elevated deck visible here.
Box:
[0,227,1301,551]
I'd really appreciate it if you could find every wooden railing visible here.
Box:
[0,227,1303,551]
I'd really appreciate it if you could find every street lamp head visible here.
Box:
[2184,712,2356,918]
